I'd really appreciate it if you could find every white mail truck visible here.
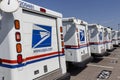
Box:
[104,27,113,51]
[62,17,92,67]
[112,30,119,46]
[88,24,106,57]
[0,0,70,80]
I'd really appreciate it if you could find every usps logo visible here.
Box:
[32,24,52,48]
[80,30,85,41]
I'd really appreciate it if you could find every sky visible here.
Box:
[25,0,120,30]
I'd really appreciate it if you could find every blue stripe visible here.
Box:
[0,54,65,69]
[90,43,104,45]
[106,42,112,43]
[65,45,89,49]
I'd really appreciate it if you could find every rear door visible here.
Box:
[22,10,60,76]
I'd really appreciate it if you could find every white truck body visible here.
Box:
[88,24,106,56]
[0,1,70,80]
[112,30,119,46]
[104,27,113,51]
[62,17,92,65]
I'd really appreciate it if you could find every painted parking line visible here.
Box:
[95,57,119,60]
[103,57,119,60]
[117,76,120,79]
[87,64,114,69]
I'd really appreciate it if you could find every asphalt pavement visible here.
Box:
[69,47,120,80]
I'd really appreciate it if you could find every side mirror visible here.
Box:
[0,0,19,12]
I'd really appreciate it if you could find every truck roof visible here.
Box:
[62,17,88,25]
[19,0,62,18]
[88,24,104,29]
[112,30,118,32]
[104,27,112,31]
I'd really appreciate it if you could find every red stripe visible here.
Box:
[112,39,118,41]
[65,43,89,48]
[80,43,89,46]
[24,52,58,61]
[1,51,63,64]
[104,41,112,43]
[65,45,79,48]
[89,42,105,45]
[2,59,17,64]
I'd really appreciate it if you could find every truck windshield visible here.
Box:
[108,33,111,40]
[112,31,115,38]
[117,31,120,38]
[104,28,108,37]
[89,25,98,38]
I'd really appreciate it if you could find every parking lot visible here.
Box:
[69,47,120,80]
